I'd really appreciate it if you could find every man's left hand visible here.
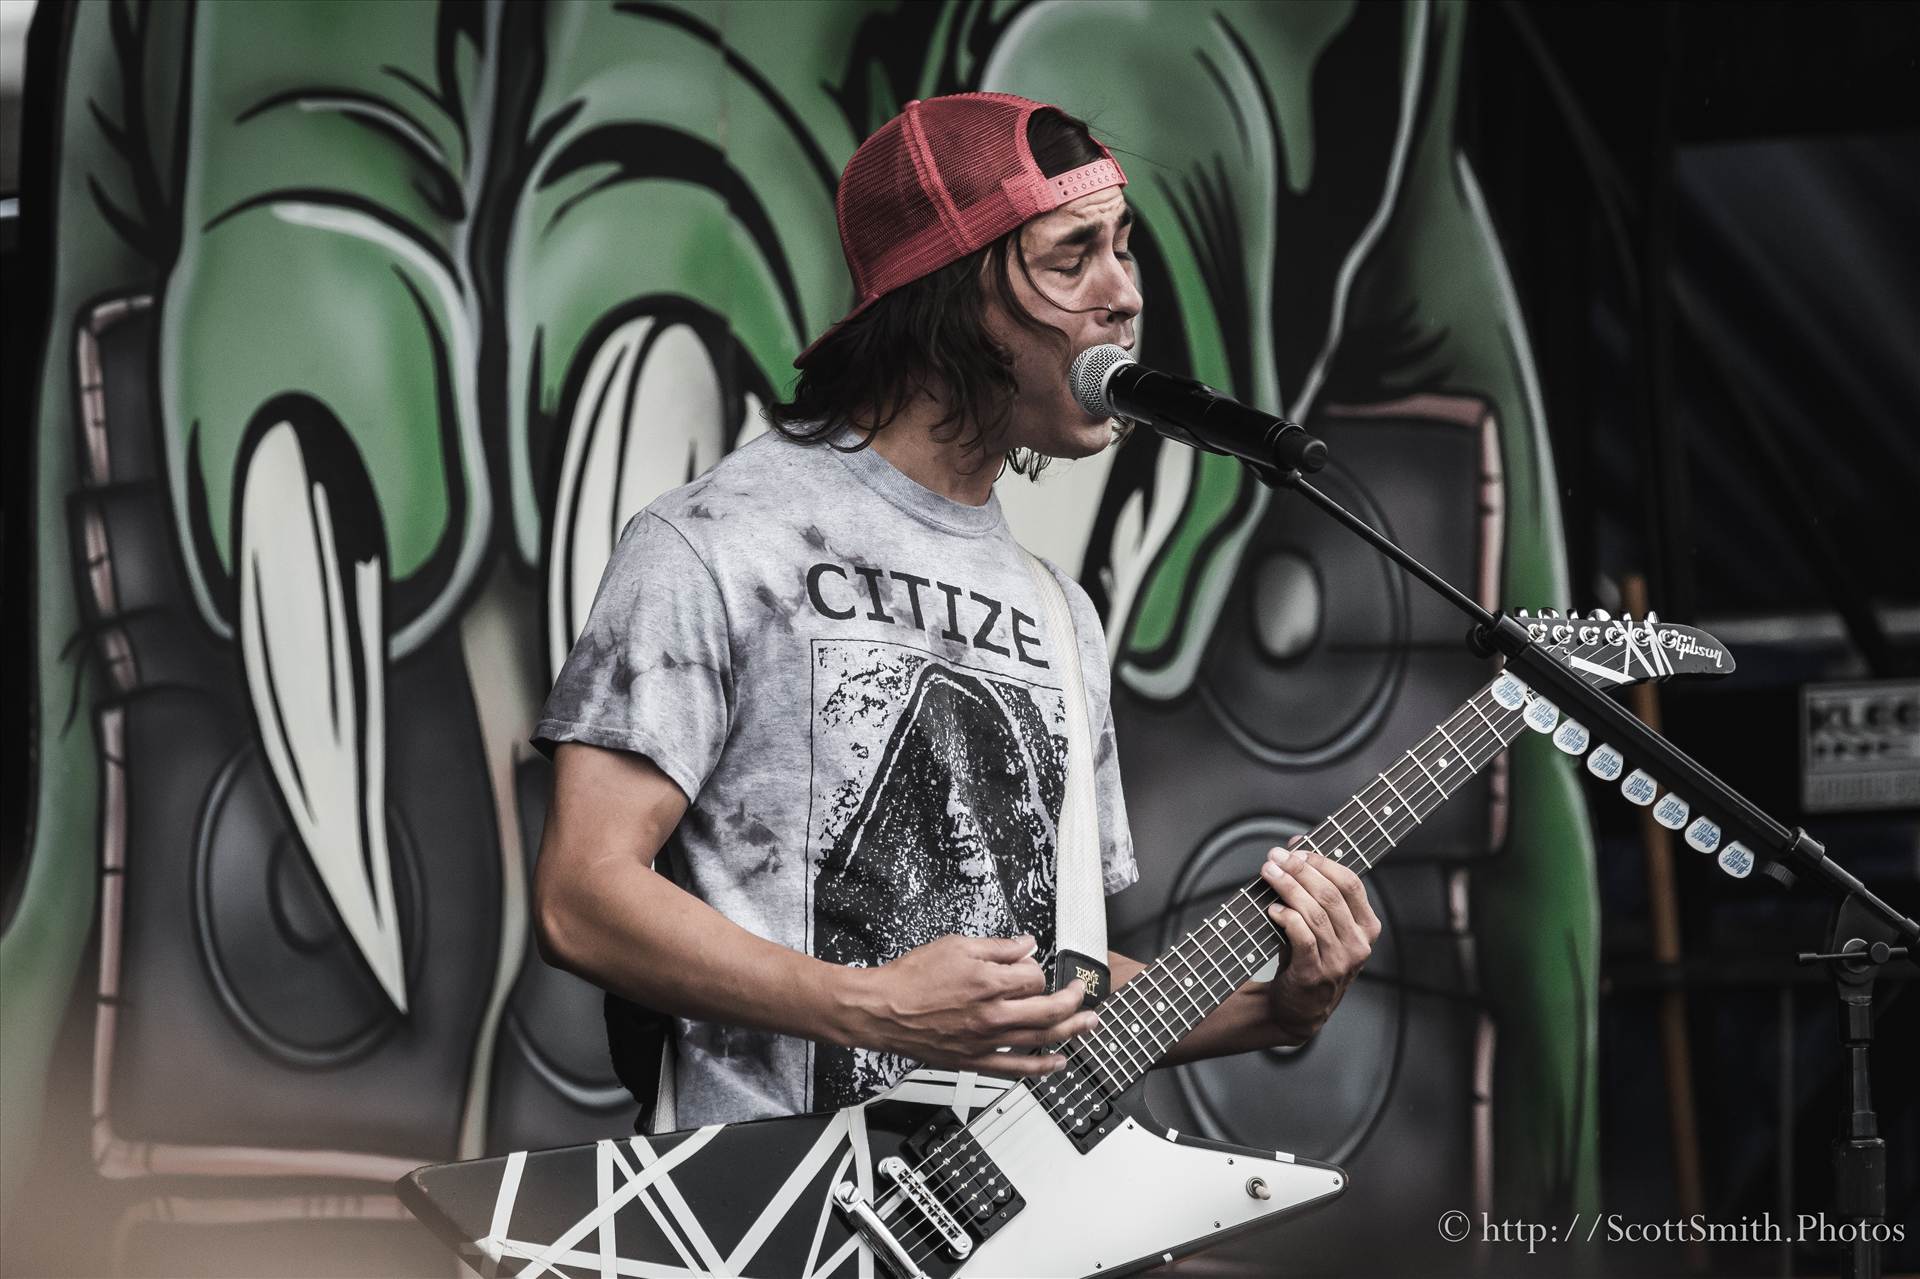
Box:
[1259,839,1382,1042]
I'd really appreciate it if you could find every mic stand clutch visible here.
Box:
[1798,898,1908,1279]
[1241,459,1917,1279]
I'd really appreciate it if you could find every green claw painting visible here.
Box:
[8,2,1596,1273]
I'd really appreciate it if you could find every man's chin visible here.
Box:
[1048,415,1119,459]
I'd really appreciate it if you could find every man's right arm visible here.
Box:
[532,741,1097,1077]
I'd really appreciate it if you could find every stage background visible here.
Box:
[1,2,1913,1276]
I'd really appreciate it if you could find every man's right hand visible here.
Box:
[839,934,1098,1075]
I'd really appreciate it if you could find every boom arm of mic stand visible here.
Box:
[1258,465,1919,954]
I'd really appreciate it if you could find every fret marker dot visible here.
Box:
[1132,1023,1142,1034]
[1331,849,1344,860]
[1382,805,1394,814]
[1244,952,1254,963]
[1155,1001,1166,1012]
[1438,757,1450,767]
[1184,978,1194,988]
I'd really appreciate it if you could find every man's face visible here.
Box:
[985,187,1140,460]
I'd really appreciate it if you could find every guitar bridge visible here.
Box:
[831,1180,934,1279]
[879,1155,973,1259]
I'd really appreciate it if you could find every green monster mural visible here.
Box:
[7,1,1596,1272]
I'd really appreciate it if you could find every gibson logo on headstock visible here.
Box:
[1531,610,1727,683]
[1658,630,1724,668]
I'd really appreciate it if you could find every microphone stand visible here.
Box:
[1236,457,1917,1278]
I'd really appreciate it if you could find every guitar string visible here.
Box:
[902,611,1675,1264]
[889,621,1650,1260]
[888,683,1545,1267]
[888,685,1533,1266]
[885,677,1558,1267]
[895,632,1648,1262]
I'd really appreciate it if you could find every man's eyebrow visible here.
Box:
[1048,205,1134,251]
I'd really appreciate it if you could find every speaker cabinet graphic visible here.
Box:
[1110,397,1505,1275]
[67,297,632,1269]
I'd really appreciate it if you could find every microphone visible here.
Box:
[1069,344,1327,474]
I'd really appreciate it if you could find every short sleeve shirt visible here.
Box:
[533,428,1137,1127]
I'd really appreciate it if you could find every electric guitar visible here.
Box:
[398,610,1735,1278]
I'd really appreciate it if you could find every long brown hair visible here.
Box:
[770,109,1109,479]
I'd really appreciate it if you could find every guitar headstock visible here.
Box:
[1503,608,1754,879]
[1510,609,1735,690]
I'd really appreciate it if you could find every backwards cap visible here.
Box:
[795,92,1127,367]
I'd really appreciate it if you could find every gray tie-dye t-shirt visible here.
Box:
[533,427,1137,1129]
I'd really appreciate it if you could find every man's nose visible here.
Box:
[1100,256,1143,323]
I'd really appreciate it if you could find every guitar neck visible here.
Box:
[1067,673,1532,1096]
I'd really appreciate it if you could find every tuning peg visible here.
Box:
[1587,743,1625,781]
[1515,608,1531,618]
[1652,793,1690,830]
[1552,719,1590,755]
[1717,841,1754,879]
[1589,608,1612,621]
[1540,608,1561,619]
[1645,610,1659,624]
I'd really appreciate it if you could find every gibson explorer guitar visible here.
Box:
[399,610,1733,1279]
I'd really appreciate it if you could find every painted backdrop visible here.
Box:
[7,1,1598,1273]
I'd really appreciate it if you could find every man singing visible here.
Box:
[531,92,1380,1133]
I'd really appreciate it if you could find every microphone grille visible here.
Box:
[1069,344,1134,418]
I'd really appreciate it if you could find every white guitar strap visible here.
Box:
[1022,551,1110,1004]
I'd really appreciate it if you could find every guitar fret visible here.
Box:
[1224,893,1273,963]
[1163,948,1214,1023]
[1064,666,1606,1100]
[1379,771,1417,822]
[1132,969,1190,1049]
[1407,749,1446,797]
[1101,1015,1154,1073]
[1323,813,1358,859]
[1160,956,1212,1033]
[1238,896,1286,967]
[1357,795,1393,842]
[1092,1032,1149,1082]
[1466,706,1512,756]
[1068,1040,1125,1094]
[1190,921,1243,996]
[1119,977,1183,1058]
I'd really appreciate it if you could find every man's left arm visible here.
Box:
[1108,842,1381,1067]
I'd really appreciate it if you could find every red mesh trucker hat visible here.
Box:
[794,92,1127,367]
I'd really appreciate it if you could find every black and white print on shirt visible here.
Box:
[806,639,1067,1111]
